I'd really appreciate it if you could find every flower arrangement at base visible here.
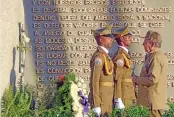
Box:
[78,90,90,117]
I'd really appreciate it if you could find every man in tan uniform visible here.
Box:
[112,26,136,109]
[89,25,114,117]
[132,31,168,117]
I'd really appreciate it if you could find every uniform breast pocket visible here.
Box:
[122,82,136,99]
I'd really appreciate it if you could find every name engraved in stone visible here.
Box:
[78,30,93,36]
[47,61,57,66]
[36,60,45,66]
[33,0,51,5]
[46,45,74,51]
[47,68,83,74]
[94,15,114,21]
[168,59,174,65]
[131,37,141,43]
[49,84,57,88]
[78,60,90,66]
[130,30,140,36]
[57,60,77,66]
[142,15,170,21]
[69,53,83,58]
[52,0,83,5]
[84,67,91,73]
[74,38,95,43]
[71,8,107,13]
[167,81,174,87]
[130,52,145,58]
[43,8,70,13]
[44,30,65,36]
[73,23,99,28]
[58,15,80,21]
[136,7,171,13]
[36,69,45,74]
[168,74,174,80]
[84,0,109,5]
[102,22,137,28]
[38,76,45,82]
[167,97,174,103]
[35,45,45,51]
[78,75,90,81]
[47,76,56,81]
[44,23,73,28]
[112,0,145,5]
[46,53,67,59]
[109,7,135,13]
[34,38,43,44]
[76,45,97,51]
[132,60,144,65]
[33,15,56,21]
[117,15,139,21]
[36,53,44,59]
[149,22,164,28]
[165,52,174,57]
[45,38,73,44]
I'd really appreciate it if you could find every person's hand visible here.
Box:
[92,107,101,117]
[114,98,125,109]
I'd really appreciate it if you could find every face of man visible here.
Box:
[121,35,132,47]
[100,35,113,49]
[143,39,152,53]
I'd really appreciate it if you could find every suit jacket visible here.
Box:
[136,48,168,110]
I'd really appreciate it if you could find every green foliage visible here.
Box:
[88,109,97,117]
[124,105,149,117]
[162,103,174,117]
[35,73,76,117]
[1,73,76,117]
[1,85,35,117]
[110,108,125,117]
[111,105,149,117]
[50,73,75,117]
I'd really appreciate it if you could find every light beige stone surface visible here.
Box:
[0,0,25,98]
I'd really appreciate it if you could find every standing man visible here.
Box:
[89,25,114,117]
[132,31,168,117]
[112,26,136,109]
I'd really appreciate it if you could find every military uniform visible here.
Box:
[134,31,168,117]
[90,46,114,115]
[89,25,114,116]
[112,26,136,108]
[112,47,136,107]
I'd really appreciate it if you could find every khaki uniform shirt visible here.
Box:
[89,46,114,112]
[112,47,136,99]
[136,48,168,110]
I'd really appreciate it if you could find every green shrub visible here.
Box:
[1,85,35,117]
[162,103,174,117]
[111,105,149,117]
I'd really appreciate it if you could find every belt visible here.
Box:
[122,79,132,83]
[99,82,114,87]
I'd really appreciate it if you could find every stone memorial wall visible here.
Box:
[28,0,174,102]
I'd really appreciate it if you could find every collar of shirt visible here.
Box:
[99,46,109,54]
[118,45,128,54]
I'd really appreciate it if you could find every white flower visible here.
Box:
[72,102,78,112]
[82,89,87,95]
[70,81,83,117]
[80,79,84,83]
